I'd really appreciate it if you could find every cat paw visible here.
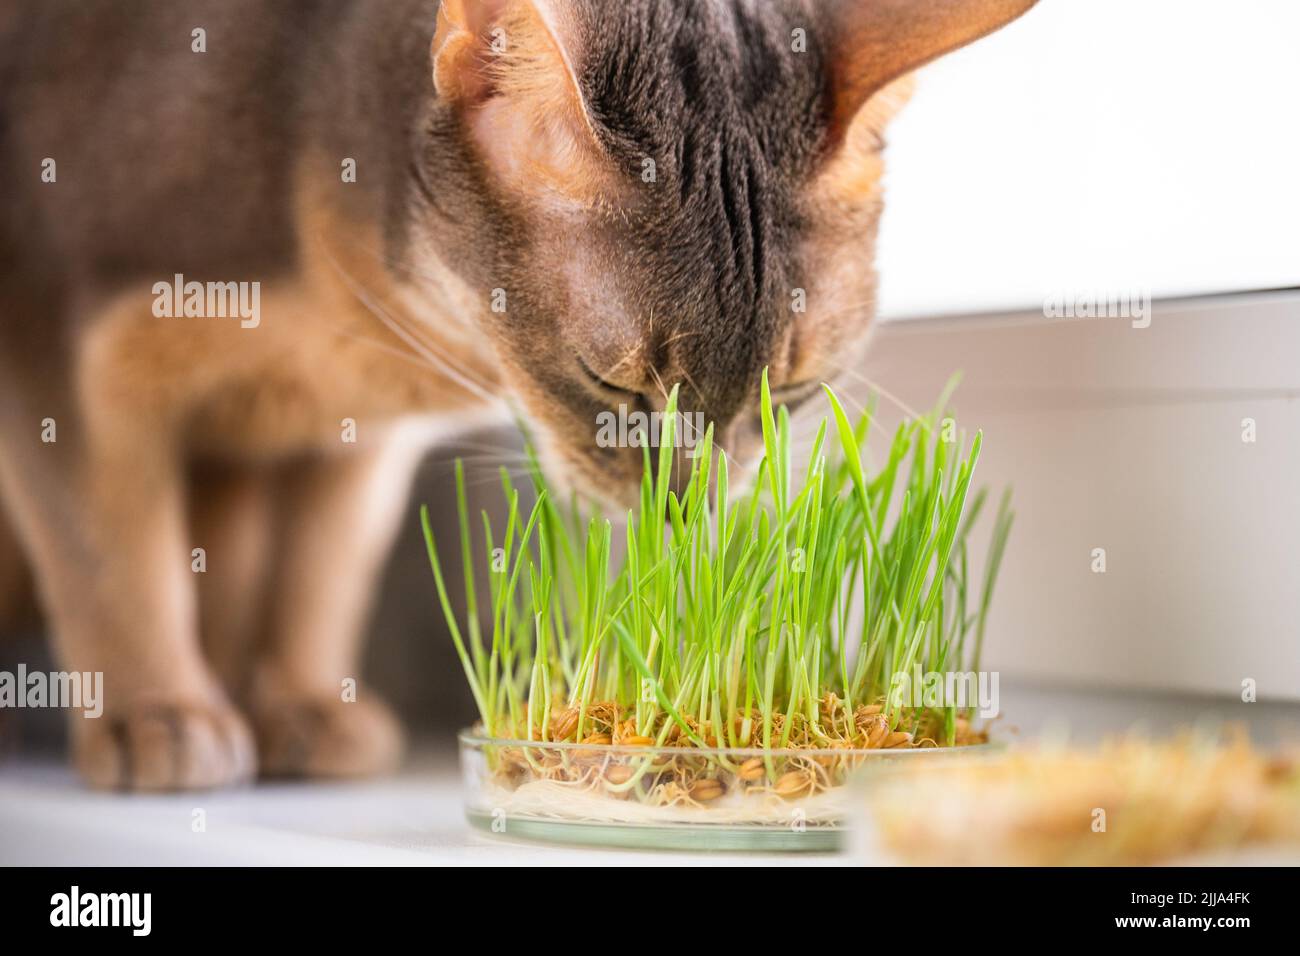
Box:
[73,698,257,792]
[251,692,405,779]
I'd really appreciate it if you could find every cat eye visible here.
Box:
[769,380,821,407]
[576,355,639,398]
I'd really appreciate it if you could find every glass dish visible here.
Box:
[460,729,995,853]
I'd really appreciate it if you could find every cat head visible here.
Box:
[417,0,1036,508]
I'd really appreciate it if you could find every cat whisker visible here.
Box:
[660,329,702,349]
[323,322,452,374]
[666,363,730,461]
[446,437,532,455]
[342,237,504,401]
[823,363,934,436]
[675,363,704,404]
[647,365,669,402]
[361,243,477,332]
[449,445,533,462]
[448,455,535,470]
[461,468,536,490]
[679,406,735,466]
[642,365,682,485]
[449,459,535,475]
[318,243,501,407]
[459,462,534,477]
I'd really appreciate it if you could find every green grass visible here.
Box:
[422,372,1013,751]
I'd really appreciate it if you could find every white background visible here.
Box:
[876,0,1300,319]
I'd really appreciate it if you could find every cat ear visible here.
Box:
[432,0,591,124]
[433,0,610,201]
[825,0,1038,135]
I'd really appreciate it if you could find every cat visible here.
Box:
[0,0,1036,791]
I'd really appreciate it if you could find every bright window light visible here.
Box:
[877,0,1300,319]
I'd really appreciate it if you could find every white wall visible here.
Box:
[859,291,1300,701]
[876,0,1300,319]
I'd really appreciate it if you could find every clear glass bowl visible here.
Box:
[844,740,1300,866]
[460,730,995,852]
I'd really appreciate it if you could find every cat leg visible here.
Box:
[0,415,255,791]
[248,434,425,778]
[0,500,37,632]
[190,462,275,695]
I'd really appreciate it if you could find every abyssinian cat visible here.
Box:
[0,0,1036,790]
